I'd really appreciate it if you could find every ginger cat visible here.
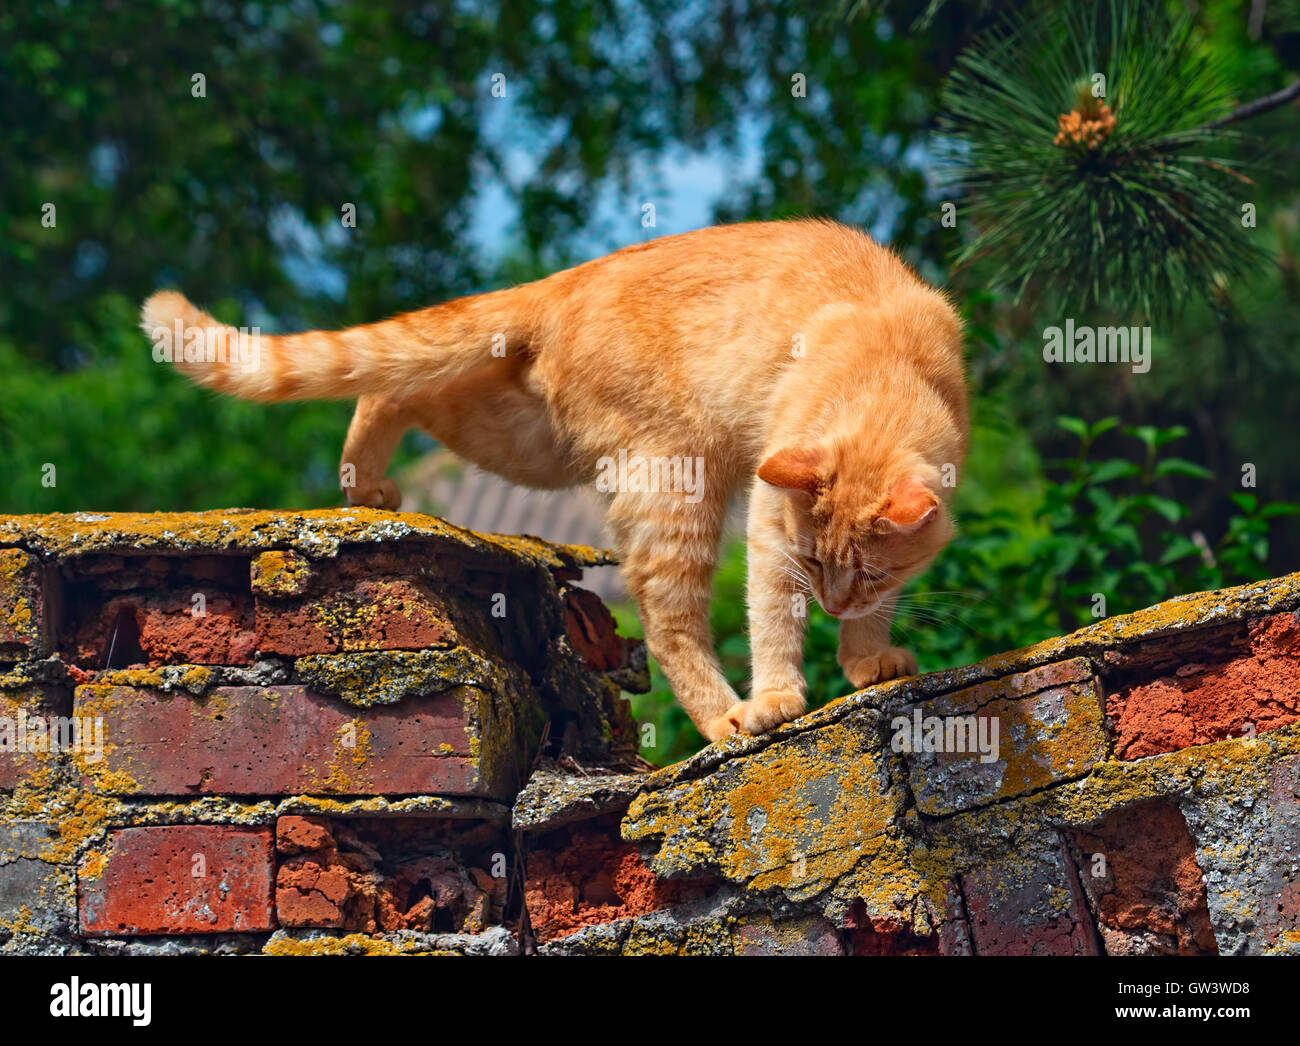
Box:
[142,220,968,741]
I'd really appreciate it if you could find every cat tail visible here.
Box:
[139,288,538,402]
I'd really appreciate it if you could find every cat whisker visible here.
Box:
[895,605,980,636]
[894,600,977,615]
[776,569,811,592]
[893,605,982,626]
[896,590,988,604]
[894,598,982,613]
[778,550,811,577]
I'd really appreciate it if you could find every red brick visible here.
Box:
[75,683,516,798]
[0,688,71,790]
[523,818,716,943]
[276,855,359,929]
[842,901,942,955]
[79,826,274,935]
[70,592,255,667]
[0,549,46,657]
[254,578,455,656]
[564,587,636,673]
[1108,612,1300,760]
[962,840,1097,956]
[1071,801,1217,955]
[272,815,498,933]
[276,814,334,854]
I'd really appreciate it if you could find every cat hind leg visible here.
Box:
[340,395,409,509]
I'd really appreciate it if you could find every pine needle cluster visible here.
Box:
[938,0,1267,316]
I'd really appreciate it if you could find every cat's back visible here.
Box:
[553,219,911,300]
[533,219,928,368]
[529,221,958,418]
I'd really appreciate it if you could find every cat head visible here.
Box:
[757,446,954,620]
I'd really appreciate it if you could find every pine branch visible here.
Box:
[938,0,1270,316]
[1200,78,1300,131]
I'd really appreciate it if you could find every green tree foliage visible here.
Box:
[2,1,1298,764]
[935,0,1300,567]
[0,0,1013,510]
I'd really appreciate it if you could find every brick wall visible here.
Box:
[2,509,1298,955]
[0,509,644,955]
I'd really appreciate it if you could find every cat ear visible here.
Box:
[879,474,939,531]
[757,447,824,496]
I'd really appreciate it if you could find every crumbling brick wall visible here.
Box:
[2,509,1298,955]
[0,509,644,955]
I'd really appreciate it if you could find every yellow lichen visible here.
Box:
[0,549,36,636]
[260,932,442,956]
[0,508,613,570]
[314,719,374,793]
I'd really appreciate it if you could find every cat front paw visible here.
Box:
[743,686,800,732]
[701,702,748,742]
[345,478,402,510]
[743,689,807,734]
[843,647,918,689]
[701,691,807,741]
